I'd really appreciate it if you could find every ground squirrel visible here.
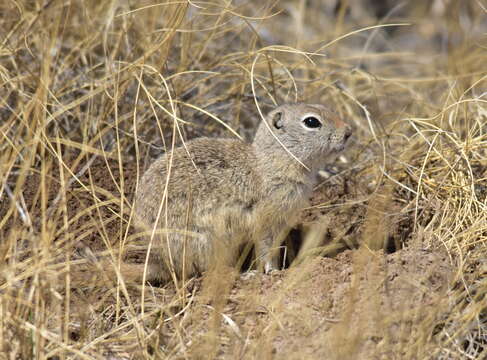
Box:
[134,103,352,283]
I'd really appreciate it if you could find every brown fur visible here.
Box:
[133,103,352,283]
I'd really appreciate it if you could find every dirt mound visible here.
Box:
[182,246,453,359]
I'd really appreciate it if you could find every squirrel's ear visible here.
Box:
[270,110,283,129]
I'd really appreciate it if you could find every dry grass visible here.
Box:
[1,0,486,359]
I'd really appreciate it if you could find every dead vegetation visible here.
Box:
[0,0,486,359]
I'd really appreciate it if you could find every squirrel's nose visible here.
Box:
[343,126,352,142]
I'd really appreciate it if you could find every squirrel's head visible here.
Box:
[253,103,352,168]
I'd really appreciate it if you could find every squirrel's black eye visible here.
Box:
[303,116,322,128]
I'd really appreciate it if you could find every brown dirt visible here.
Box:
[182,245,453,359]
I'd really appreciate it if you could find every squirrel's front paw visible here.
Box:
[264,261,277,274]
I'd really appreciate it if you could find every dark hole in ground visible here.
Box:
[386,235,399,254]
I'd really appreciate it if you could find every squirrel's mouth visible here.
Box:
[318,134,351,160]
[335,144,346,152]
[331,139,349,153]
